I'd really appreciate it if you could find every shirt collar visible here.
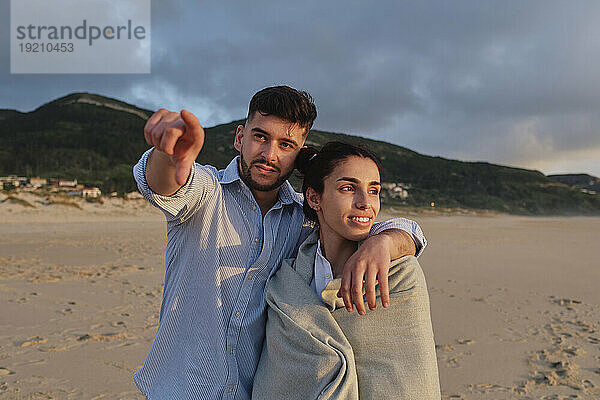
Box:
[221,156,303,207]
[220,156,242,184]
[316,239,326,260]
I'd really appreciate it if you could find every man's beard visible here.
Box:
[239,152,293,192]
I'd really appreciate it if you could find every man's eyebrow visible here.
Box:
[251,127,270,136]
[281,137,300,147]
[336,177,381,186]
[251,127,300,147]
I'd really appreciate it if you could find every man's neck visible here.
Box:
[251,188,279,216]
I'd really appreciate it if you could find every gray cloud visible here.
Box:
[1,0,599,176]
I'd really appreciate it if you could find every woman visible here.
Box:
[252,142,440,400]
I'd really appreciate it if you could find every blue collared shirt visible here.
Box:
[132,149,427,399]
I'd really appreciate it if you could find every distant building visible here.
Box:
[83,187,102,198]
[0,175,27,189]
[381,182,409,200]
[58,179,78,188]
[67,187,102,198]
[29,177,47,187]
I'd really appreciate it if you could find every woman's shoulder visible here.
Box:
[387,255,427,296]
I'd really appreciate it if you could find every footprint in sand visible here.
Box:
[583,379,595,388]
[559,345,584,357]
[552,298,583,307]
[17,336,48,347]
[76,332,128,342]
[468,383,509,393]
[0,367,14,376]
[446,357,460,368]
[471,296,489,303]
[435,344,455,352]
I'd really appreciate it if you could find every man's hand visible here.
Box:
[144,109,205,192]
[338,229,416,315]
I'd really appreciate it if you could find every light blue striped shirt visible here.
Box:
[132,148,427,399]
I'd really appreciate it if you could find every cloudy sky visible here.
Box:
[2,1,600,177]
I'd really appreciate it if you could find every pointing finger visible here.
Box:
[180,109,202,131]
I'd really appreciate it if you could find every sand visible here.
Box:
[1,192,599,399]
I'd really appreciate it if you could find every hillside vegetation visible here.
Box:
[1,92,599,215]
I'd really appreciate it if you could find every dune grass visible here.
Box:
[2,195,35,208]
[49,199,83,210]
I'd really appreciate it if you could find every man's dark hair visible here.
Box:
[295,141,382,223]
[247,86,317,134]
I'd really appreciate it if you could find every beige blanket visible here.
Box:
[252,230,440,399]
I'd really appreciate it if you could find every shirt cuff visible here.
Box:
[370,217,427,257]
[132,148,197,217]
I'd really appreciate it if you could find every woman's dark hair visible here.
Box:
[295,141,381,223]
[247,86,317,134]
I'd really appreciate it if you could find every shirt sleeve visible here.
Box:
[369,217,427,257]
[132,148,219,223]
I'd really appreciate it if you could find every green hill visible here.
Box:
[1,92,599,215]
[548,174,600,193]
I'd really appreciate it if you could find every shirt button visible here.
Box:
[254,237,259,243]
[227,387,233,393]
[230,348,234,354]
[235,311,241,317]
[325,274,331,279]
[252,205,257,211]
[248,275,253,280]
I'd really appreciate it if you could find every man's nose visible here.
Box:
[261,142,277,162]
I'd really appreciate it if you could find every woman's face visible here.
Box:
[308,156,381,242]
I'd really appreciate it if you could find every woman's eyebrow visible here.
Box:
[336,177,381,186]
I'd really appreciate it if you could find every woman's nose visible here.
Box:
[354,191,370,209]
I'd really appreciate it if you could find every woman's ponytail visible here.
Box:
[295,146,319,175]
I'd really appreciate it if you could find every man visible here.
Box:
[133,86,426,399]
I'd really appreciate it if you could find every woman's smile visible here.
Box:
[348,215,373,225]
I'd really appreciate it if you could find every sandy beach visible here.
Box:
[1,193,599,399]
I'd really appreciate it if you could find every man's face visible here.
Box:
[234,113,307,192]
